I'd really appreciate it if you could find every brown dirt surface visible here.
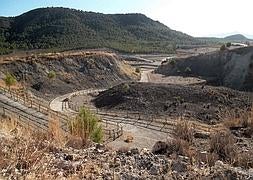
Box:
[93,82,252,124]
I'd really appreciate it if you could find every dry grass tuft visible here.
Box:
[224,108,253,138]
[48,115,67,146]
[0,115,18,133]
[174,120,194,143]
[234,151,253,168]
[209,130,237,163]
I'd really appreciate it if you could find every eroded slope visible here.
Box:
[0,52,138,98]
[156,47,253,91]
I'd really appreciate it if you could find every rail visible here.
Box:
[0,86,123,142]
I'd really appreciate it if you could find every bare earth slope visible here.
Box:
[0,52,138,99]
[93,82,252,124]
[156,47,253,91]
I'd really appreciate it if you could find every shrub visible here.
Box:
[169,59,176,66]
[47,70,56,79]
[226,42,232,47]
[234,151,253,168]
[209,131,237,163]
[69,107,103,144]
[174,121,194,143]
[225,109,253,138]
[91,125,103,143]
[220,44,226,51]
[135,67,140,73]
[3,72,17,90]
[121,83,130,93]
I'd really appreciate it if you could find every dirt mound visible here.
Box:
[156,47,253,91]
[0,52,138,99]
[93,82,252,124]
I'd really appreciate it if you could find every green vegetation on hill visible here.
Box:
[0,7,204,54]
[198,34,252,45]
[224,34,249,41]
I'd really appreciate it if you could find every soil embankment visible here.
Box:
[93,82,252,124]
[0,52,138,99]
[156,47,253,91]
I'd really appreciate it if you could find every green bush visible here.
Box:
[121,83,130,93]
[135,67,141,73]
[220,44,226,51]
[3,72,17,90]
[169,59,176,66]
[47,70,56,79]
[91,125,103,143]
[69,107,103,143]
[226,42,232,47]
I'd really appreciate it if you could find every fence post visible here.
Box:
[113,129,115,140]
[109,130,111,138]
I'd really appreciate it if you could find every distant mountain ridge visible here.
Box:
[198,33,252,44]
[0,7,203,55]
[224,34,250,41]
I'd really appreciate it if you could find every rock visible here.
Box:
[149,164,160,175]
[124,135,134,143]
[140,148,149,155]
[215,160,224,168]
[130,148,139,155]
[152,141,168,154]
[63,154,73,161]
[224,169,237,180]
[171,161,187,173]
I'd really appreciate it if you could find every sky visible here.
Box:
[0,0,252,38]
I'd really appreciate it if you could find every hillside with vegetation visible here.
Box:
[198,34,252,45]
[0,7,204,55]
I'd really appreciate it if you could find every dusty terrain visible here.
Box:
[93,82,252,124]
[1,48,253,179]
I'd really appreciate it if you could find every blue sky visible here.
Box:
[0,0,151,16]
[1,0,252,38]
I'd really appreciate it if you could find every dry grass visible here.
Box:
[174,120,194,143]
[0,117,51,178]
[0,114,18,133]
[234,151,253,168]
[209,130,237,163]
[224,108,253,138]
[47,115,67,147]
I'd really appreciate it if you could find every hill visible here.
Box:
[224,34,249,41]
[93,82,251,124]
[0,7,203,55]
[198,34,252,44]
[156,46,253,91]
[0,51,138,99]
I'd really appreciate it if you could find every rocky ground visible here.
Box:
[0,125,252,180]
[93,82,252,124]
